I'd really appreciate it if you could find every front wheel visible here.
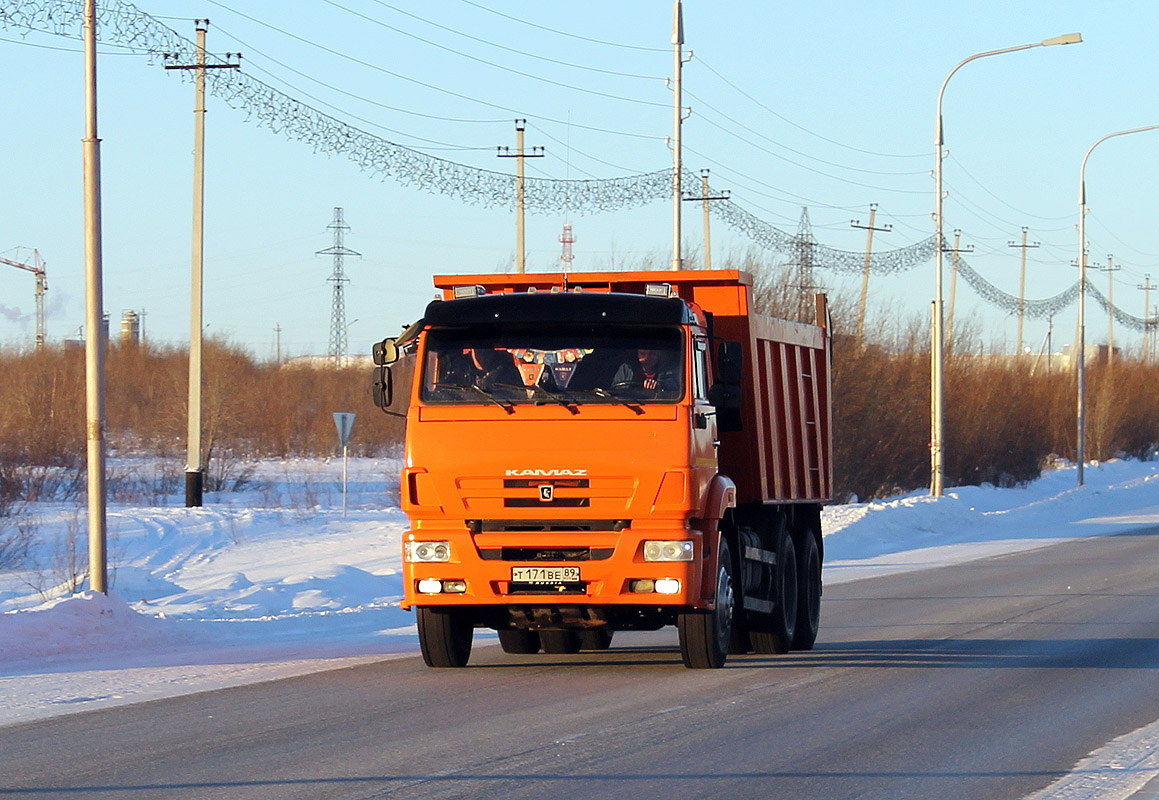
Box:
[678,538,734,669]
[416,607,473,668]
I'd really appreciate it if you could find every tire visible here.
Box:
[678,538,735,669]
[580,629,614,651]
[728,624,752,655]
[540,630,583,654]
[498,629,541,654]
[750,529,797,655]
[792,532,822,651]
[416,607,473,668]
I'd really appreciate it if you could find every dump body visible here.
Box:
[375,269,832,668]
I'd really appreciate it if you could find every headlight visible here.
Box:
[405,540,451,562]
[643,540,694,562]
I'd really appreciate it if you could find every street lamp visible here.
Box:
[931,32,1082,497]
[1076,125,1159,487]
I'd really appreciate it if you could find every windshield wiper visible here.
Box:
[493,382,579,415]
[591,387,645,415]
[439,382,514,414]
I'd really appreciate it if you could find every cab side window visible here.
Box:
[693,337,709,401]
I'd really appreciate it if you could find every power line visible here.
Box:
[359,0,661,81]
[454,0,668,53]
[694,55,926,160]
[685,89,928,178]
[207,0,668,109]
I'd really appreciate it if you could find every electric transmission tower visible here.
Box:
[790,207,824,320]
[316,207,360,366]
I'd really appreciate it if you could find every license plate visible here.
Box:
[511,566,581,583]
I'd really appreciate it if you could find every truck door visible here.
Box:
[691,334,718,503]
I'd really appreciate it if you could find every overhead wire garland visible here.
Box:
[0,0,673,214]
[2,0,1153,330]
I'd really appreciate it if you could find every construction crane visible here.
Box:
[0,249,48,347]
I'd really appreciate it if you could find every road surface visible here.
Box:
[3,529,1159,799]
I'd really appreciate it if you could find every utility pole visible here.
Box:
[497,119,542,274]
[1008,226,1040,354]
[82,0,107,593]
[1140,274,1157,363]
[317,208,360,367]
[944,230,973,353]
[669,0,691,271]
[274,322,282,364]
[165,21,240,508]
[851,204,891,343]
[681,169,728,269]
[1100,255,1120,366]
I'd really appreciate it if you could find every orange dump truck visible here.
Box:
[372,269,832,668]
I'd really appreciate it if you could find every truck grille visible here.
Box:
[479,546,614,562]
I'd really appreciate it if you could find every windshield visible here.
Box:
[420,325,684,406]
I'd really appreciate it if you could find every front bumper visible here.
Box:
[400,522,709,610]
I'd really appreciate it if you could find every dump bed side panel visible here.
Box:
[689,279,832,506]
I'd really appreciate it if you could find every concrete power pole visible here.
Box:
[82,0,107,593]
[1008,226,1040,354]
[1100,255,1120,366]
[681,169,728,269]
[670,0,691,271]
[497,120,542,274]
[851,204,891,344]
[1140,274,1157,363]
[944,230,973,353]
[164,21,239,508]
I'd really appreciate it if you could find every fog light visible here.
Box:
[630,579,655,593]
[417,578,443,594]
[442,580,467,594]
[643,540,694,562]
[655,578,681,595]
[406,541,451,563]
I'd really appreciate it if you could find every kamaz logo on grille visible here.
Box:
[505,469,588,477]
[538,485,554,502]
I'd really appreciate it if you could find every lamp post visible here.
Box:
[931,32,1081,497]
[1076,125,1159,487]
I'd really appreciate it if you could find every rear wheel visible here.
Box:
[498,629,541,654]
[750,530,797,655]
[678,538,734,669]
[792,532,822,650]
[540,630,583,654]
[580,629,614,650]
[416,607,473,668]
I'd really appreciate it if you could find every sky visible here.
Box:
[1,1,1158,358]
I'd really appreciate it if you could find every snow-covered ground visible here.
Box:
[2,456,1158,729]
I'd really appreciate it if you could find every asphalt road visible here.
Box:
[3,529,1159,800]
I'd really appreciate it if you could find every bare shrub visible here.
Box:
[0,513,35,569]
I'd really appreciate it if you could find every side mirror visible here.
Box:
[709,383,743,433]
[372,365,394,410]
[373,338,399,366]
[716,340,742,384]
